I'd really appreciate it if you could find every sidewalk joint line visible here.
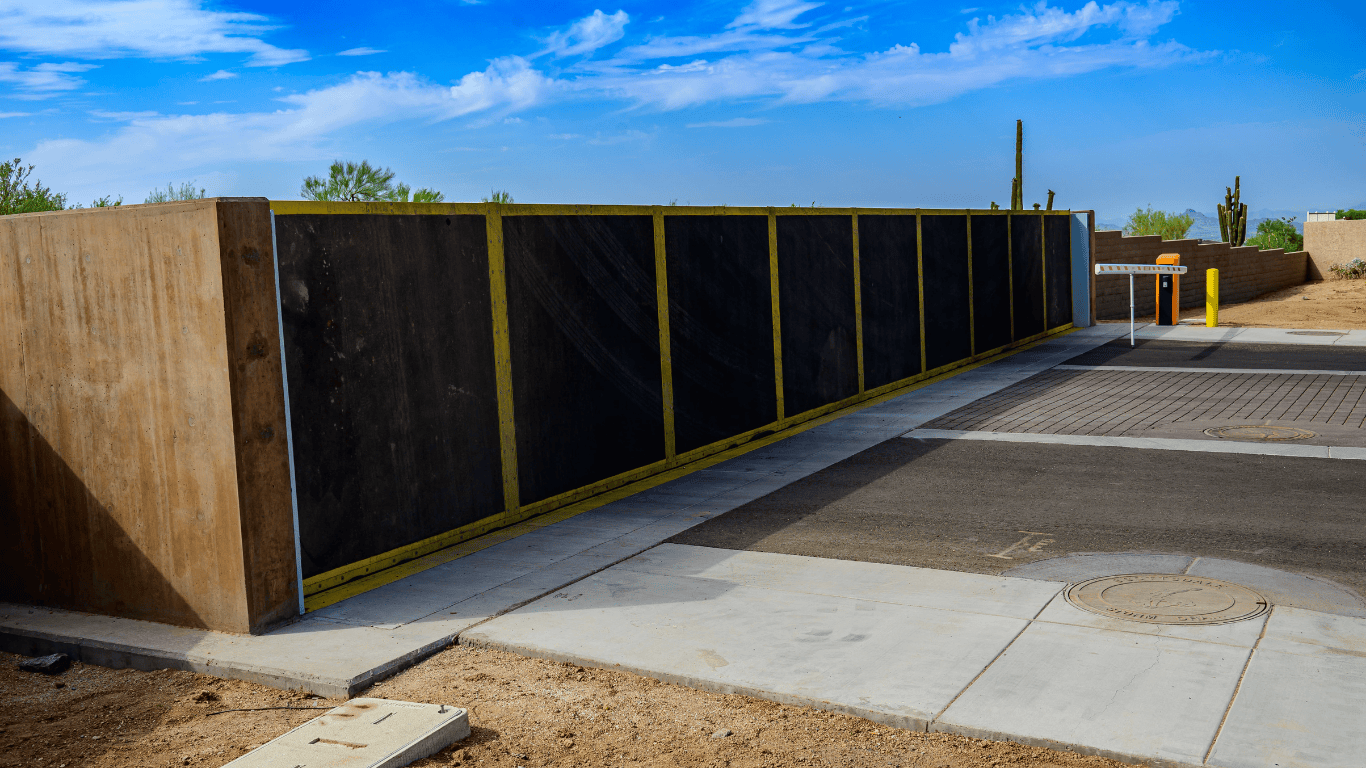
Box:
[1202,608,1272,765]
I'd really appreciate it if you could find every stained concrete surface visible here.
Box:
[226,698,469,767]
[1065,338,1366,370]
[667,437,1366,606]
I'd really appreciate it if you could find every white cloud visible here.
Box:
[729,0,823,30]
[28,58,550,180]
[0,61,97,96]
[542,9,630,57]
[338,47,386,57]
[687,117,769,127]
[1353,69,1366,80]
[199,70,237,81]
[0,111,33,117]
[589,0,1203,109]
[0,0,309,66]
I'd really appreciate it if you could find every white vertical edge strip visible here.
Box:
[1070,212,1090,328]
[269,211,306,616]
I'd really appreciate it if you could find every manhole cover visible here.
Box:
[1287,330,1345,336]
[1203,425,1316,441]
[1065,574,1269,625]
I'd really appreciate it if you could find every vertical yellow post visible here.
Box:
[652,208,676,462]
[1206,268,1219,327]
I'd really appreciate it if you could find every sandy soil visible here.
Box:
[1104,277,1366,329]
[0,647,1134,768]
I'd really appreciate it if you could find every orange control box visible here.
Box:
[1155,253,1180,326]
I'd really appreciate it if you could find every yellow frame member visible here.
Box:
[1155,253,1181,325]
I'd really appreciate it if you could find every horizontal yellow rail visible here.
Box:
[269,201,1075,218]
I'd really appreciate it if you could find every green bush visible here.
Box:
[1245,217,1303,252]
[1335,209,1366,220]
[145,182,205,203]
[1122,206,1193,240]
[1329,258,1366,279]
[301,161,444,203]
[481,189,513,204]
[0,158,67,215]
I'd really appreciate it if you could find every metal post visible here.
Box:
[1129,273,1135,346]
[1207,268,1219,327]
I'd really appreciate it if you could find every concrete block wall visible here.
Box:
[1303,219,1366,279]
[0,200,299,634]
[1093,230,1308,320]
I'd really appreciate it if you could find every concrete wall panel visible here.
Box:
[1304,220,1366,280]
[0,200,295,633]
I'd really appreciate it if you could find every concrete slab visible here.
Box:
[463,560,1035,729]
[936,620,1252,767]
[1033,591,1267,648]
[1127,325,1366,346]
[906,428,1362,460]
[1187,559,1366,618]
[1257,605,1366,659]
[616,545,1063,620]
[1206,648,1366,768]
[226,698,469,768]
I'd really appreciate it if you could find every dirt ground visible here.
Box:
[1106,277,1366,329]
[0,647,1135,768]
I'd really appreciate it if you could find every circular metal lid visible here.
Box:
[1203,425,1316,441]
[1065,574,1269,625]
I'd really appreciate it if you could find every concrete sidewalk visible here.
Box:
[464,543,1366,768]
[0,324,1131,696]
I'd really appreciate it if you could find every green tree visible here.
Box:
[300,161,444,203]
[1335,209,1366,220]
[481,189,513,204]
[1122,206,1194,240]
[1245,217,1304,252]
[0,158,67,215]
[90,195,122,207]
[145,181,205,203]
[390,183,445,203]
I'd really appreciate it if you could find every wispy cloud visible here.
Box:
[0,111,33,118]
[29,58,549,176]
[728,0,823,30]
[541,9,630,57]
[1353,69,1366,80]
[199,70,237,81]
[0,62,98,96]
[687,117,769,127]
[0,0,309,66]
[338,47,386,57]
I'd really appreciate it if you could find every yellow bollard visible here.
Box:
[1206,268,1219,327]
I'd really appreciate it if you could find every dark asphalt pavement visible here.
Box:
[669,437,1366,597]
[1064,338,1366,370]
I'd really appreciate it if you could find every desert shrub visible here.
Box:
[1245,217,1304,252]
[0,158,66,214]
[145,182,205,203]
[1329,258,1366,279]
[1123,206,1193,240]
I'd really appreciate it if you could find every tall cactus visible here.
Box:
[1218,176,1248,246]
[1011,119,1023,210]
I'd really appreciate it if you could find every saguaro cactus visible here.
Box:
[1011,120,1023,210]
[1218,176,1248,247]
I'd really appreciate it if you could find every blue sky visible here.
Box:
[1,0,1363,221]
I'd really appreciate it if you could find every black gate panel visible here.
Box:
[1045,215,1073,329]
[920,215,972,370]
[971,215,1013,353]
[503,215,664,506]
[665,216,776,454]
[1011,214,1045,339]
[777,216,858,416]
[858,215,922,389]
[276,214,502,578]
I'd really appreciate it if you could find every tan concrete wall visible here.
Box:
[1303,219,1366,280]
[0,199,297,633]
[1093,230,1308,320]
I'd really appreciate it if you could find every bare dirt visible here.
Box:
[1108,277,1366,329]
[0,647,1134,768]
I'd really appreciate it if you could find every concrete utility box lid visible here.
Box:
[225,698,470,767]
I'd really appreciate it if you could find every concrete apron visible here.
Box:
[463,543,1366,768]
[0,324,1134,697]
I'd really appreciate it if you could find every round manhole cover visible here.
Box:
[1287,331,1345,336]
[1204,425,1316,441]
[1066,574,1269,625]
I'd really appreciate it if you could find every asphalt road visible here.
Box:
[669,437,1366,597]
[1064,338,1366,370]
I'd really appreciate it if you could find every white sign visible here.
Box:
[1095,263,1188,275]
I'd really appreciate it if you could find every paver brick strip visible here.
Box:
[923,369,1366,437]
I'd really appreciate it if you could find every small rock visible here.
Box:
[53,682,65,689]
[711,728,732,739]
[191,690,220,703]
[19,653,71,675]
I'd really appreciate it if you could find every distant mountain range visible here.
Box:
[1098,203,1366,240]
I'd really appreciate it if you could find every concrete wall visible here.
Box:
[1304,219,1366,280]
[0,199,297,634]
[1092,230,1308,320]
